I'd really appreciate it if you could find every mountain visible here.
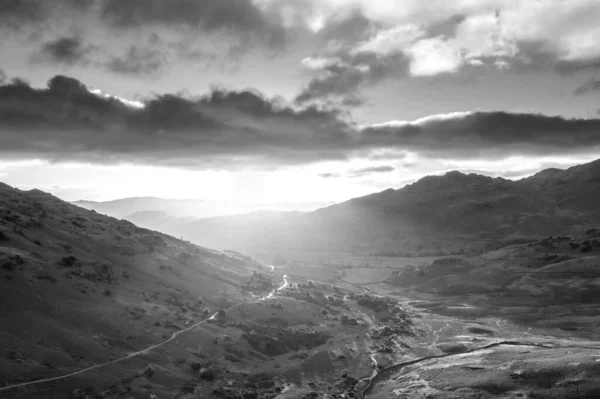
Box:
[73,197,244,219]
[522,157,600,212]
[135,159,600,258]
[73,197,332,220]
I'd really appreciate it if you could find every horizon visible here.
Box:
[1,155,597,206]
[2,156,595,214]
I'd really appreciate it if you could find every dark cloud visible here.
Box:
[35,36,97,66]
[0,0,93,29]
[295,10,407,106]
[320,165,395,179]
[295,52,409,106]
[101,0,285,50]
[574,76,600,95]
[348,165,395,177]
[0,69,6,85]
[506,40,600,75]
[106,46,167,76]
[0,74,353,167]
[317,10,378,46]
[0,0,48,27]
[1,0,285,68]
[2,74,600,168]
[360,112,600,158]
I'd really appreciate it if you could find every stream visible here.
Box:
[359,340,572,398]
[259,274,289,301]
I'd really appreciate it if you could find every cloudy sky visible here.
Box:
[1,0,600,208]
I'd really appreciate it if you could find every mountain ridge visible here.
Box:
[69,159,600,256]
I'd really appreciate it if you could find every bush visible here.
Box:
[200,366,215,380]
[61,255,77,267]
[321,309,328,315]
[217,309,226,318]
[190,362,202,372]
[1,255,24,271]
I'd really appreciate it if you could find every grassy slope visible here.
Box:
[0,183,262,395]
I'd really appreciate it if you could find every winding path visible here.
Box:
[0,274,289,394]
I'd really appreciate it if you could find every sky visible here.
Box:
[1,0,600,208]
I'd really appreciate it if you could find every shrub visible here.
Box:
[321,309,328,315]
[203,308,211,316]
[190,362,202,372]
[1,255,24,271]
[217,309,226,318]
[61,255,77,267]
[200,366,215,380]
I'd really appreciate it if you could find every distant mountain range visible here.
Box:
[73,159,600,256]
[73,197,333,219]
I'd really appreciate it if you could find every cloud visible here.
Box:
[1,0,285,73]
[100,0,286,50]
[2,74,600,168]
[34,36,98,66]
[315,9,379,46]
[295,51,409,106]
[359,111,600,158]
[574,76,600,95]
[0,0,51,28]
[0,74,353,167]
[348,165,394,177]
[290,0,600,100]
[318,165,394,178]
[106,46,167,76]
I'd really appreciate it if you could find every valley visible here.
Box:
[3,173,600,398]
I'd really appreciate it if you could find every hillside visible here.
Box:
[522,158,600,212]
[0,182,269,397]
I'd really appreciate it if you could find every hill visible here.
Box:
[0,182,268,397]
